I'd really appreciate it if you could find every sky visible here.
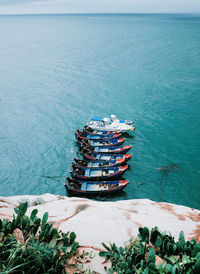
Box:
[0,0,200,15]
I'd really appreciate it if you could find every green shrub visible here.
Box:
[0,202,79,273]
[99,227,200,273]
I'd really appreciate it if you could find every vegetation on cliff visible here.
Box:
[100,226,200,273]
[1,202,200,273]
[0,202,79,273]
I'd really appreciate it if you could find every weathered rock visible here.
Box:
[13,228,24,244]
[0,194,199,273]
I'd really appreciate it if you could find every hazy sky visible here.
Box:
[0,0,200,15]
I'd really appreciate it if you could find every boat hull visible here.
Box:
[82,153,132,162]
[83,126,120,135]
[75,130,121,140]
[64,177,129,196]
[74,158,124,168]
[78,138,125,148]
[81,145,132,155]
[88,125,135,132]
[65,184,128,196]
[70,165,128,181]
[87,116,135,132]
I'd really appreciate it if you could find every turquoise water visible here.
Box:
[0,14,199,209]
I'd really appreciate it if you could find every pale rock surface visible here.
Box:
[0,194,200,273]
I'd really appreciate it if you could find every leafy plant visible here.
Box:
[99,227,200,273]
[0,202,79,273]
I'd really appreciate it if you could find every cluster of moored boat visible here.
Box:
[64,115,135,196]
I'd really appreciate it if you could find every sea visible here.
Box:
[0,14,199,209]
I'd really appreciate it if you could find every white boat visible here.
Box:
[87,115,135,132]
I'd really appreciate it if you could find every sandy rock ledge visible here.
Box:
[0,194,200,273]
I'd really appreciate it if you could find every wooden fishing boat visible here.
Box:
[83,126,120,135]
[77,138,125,148]
[74,157,126,168]
[81,153,132,163]
[73,158,127,169]
[70,164,128,180]
[75,129,121,141]
[86,115,135,132]
[64,177,129,196]
[81,144,132,155]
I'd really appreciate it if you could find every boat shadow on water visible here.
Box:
[156,163,179,202]
[122,132,135,139]
[66,189,128,201]
[156,163,179,176]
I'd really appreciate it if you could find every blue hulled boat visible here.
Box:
[74,157,127,168]
[73,159,128,169]
[64,177,129,196]
[77,138,125,148]
[81,144,132,155]
[83,126,120,135]
[81,153,132,163]
[75,129,121,141]
[70,164,128,181]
